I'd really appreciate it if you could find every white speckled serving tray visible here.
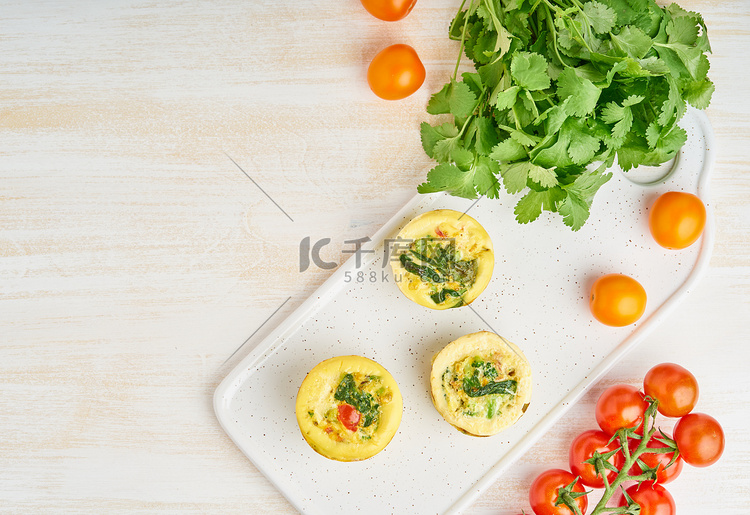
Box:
[214,108,714,515]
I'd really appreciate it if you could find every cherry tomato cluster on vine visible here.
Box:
[360,1,425,100]
[528,363,724,515]
[588,191,706,327]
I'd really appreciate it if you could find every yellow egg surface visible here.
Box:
[295,355,403,461]
[390,209,494,310]
[430,331,532,437]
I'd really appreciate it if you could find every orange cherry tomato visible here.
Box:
[360,0,417,21]
[589,273,647,327]
[367,44,425,100]
[648,191,706,249]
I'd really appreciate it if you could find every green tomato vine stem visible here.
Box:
[580,397,680,515]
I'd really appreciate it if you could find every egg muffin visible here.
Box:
[295,355,403,461]
[430,331,532,436]
[390,209,494,310]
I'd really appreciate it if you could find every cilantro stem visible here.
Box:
[528,0,544,14]
[455,86,487,138]
[567,19,595,54]
[569,0,585,11]
[453,0,476,81]
[511,104,523,130]
[551,0,595,54]
[449,0,469,37]
[482,0,504,40]
[542,4,571,69]
[542,0,566,16]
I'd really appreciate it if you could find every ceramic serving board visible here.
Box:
[214,107,714,515]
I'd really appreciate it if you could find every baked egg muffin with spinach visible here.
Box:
[390,209,493,310]
[295,355,403,461]
[430,331,531,437]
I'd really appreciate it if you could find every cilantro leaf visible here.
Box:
[433,138,473,167]
[664,43,706,80]
[490,138,528,163]
[601,99,636,141]
[473,157,502,198]
[427,79,477,118]
[683,78,714,109]
[492,85,520,109]
[420,122,458,159]
[611,110,634,141]
[658,125,688,158]
[528,165,558,188]
[510,51,551,91]
[557,68,602,117]
[533,130,573,170]
[478,59,505,89]
[467,116,500,155]
[418,159,499,199]
[538,103,570,135]
[568,129,602,165]
[645,122,661,148]
[515,188,565,224]
[610,26,653,59]
[623,94,645,107]
[510,129,539,147]
[533,118,600,168]
[566,169,613,199]
[558,170,612,230]
[582,1,617,34]
[557,190,590,231]
[666,16,699,46]
[418,164,470,197]
[500,161,532,194]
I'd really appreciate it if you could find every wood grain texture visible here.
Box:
[0,0,748,513]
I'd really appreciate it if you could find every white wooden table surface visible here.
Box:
[1,0,748,513]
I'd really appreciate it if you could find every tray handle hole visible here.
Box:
[620,154,679,187]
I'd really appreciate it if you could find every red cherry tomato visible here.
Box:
[337,403,361,432]
[589,273,647,327]
[367,44,425,100]
[569,429,624,488]
[673,412,725,467]
[360,0,417,21]
[619,481,675,515]
[529,469,587,515]
[595,384,649,436]
[629,432,683,484]
[649,191,706,250]
[643,362,699,417]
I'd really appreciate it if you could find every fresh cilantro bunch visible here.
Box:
[418,0,713,230]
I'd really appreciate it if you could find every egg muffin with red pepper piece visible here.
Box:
[430,331,532,436]
[390,209,494,310]
[295,355,403,461]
